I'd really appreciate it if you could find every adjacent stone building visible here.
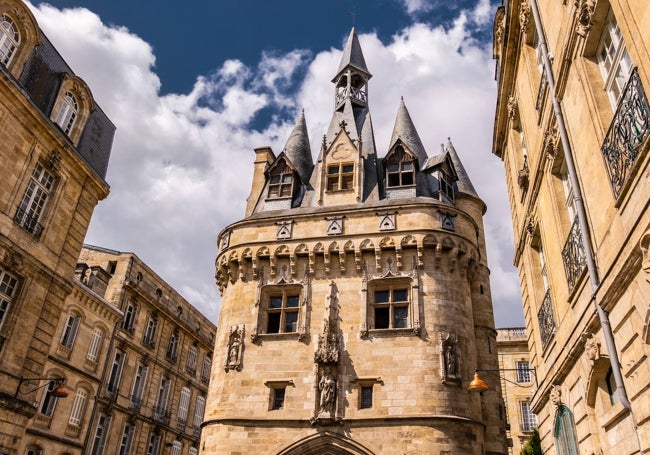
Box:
[493,0,650,453]
[496,328,536,455]
[0,0,115,453]
[205,28,507,455]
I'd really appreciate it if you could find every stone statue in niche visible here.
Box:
[550,385,562,408]
[584,333,600,363]
[225,325,244,372]
[318,367,337,415]
[440,332,460,383]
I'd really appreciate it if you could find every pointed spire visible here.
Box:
[283,110,313,183]
[389,98,428,165]
[334,27,371,80]
[445,137,480,199]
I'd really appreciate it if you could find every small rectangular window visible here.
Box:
[327,163,355,191]
[272,388,286,410]
[360,386,373,409]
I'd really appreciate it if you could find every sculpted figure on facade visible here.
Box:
[550,385,562,408]
[575,0,596,37]
[318,367,337,415]
[225,325,245,371]
[440,332,460,383]
[584,333,601,363]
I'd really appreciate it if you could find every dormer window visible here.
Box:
[386,146,415,188]
[55,91,78,135]
[439,170,454,202]
[0,14,19,66]
[327,163,354,191]
[268,162,294,198]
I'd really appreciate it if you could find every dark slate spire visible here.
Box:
[333,27,371,80]
[445,137,480,199]
[282,110,313,183]
[388,98,428,165]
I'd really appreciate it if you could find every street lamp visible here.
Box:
[14,377,69,399]
[468,368,538,393]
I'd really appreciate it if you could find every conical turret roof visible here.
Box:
[445,138,480,199]
[388,98,428,165]
[282,110,313,183]
[333,27,371,80]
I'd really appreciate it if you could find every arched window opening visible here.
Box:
[0,14,19,66]
[55,91,78,135]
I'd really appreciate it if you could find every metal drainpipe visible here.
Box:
[527,0,641,449]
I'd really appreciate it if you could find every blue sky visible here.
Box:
[27,0,524,327]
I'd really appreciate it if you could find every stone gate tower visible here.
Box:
[204,28,507,455]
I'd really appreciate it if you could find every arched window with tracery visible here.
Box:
[554,405,579,455]
[55,91,78,135]
[0,14,19,66]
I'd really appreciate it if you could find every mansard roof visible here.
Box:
[281,110,313,183]
[388,98,428,166]
[333,27,372,81]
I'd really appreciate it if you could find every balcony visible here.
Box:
[601,67,650,199]
[561,217,587,294]
[14,207,44,238]
[152,406,170,425]
[537,289,556,347]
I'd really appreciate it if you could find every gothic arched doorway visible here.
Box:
[275,431,376,455]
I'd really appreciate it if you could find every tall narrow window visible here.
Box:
[86,328,103,363]
[520,401,537,432]
[39,380,61,416]
[0,14,19,66]
[360,386,373,409]
[170,441,182,455]
[146,432,161,455]
[327,163,354,191]
[68,389,88,427]
[193,396,206,431]
[597,11,633,107]
[90,413,111,455]
[371,286,409,329]
[438,170,455,202]
[122,302,137,334]
[166,330,179,362]
[55,91,78,135]
[186,345,198,375]
[0,268,18,330]
[555,405,579,455]
[60,314,81,349]
[143,316,157,347]
[106,349,125,399]
[271,388,285,410]
[153,378,171,422]
[265,290,300,334]
[118,423,135,455]
[516,361,531,383]
[177,387,191,428]
[130,363,148,408]
[201,356,211,383]
[15,163,55,237]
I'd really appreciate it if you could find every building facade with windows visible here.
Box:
[205,28,507,455]
[0,0,115,453]
[496,328,537,455]
[493,0,650,453]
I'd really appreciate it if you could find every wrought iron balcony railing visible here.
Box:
[601,67,650,199]
[152,406,170,425]
[561,217,587,294]
[14,207,44,238]
[537,289,556,347]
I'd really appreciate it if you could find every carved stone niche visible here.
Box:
[224,325,245,372]
[440,332,461,384]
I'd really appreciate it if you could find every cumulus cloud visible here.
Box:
[29,1,523,327]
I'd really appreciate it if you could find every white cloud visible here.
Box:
[29,1,524,327]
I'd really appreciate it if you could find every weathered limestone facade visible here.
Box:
[205,29,507,455]
[0,1,114,453]
[493,0,650,453]
[496,328,535,455]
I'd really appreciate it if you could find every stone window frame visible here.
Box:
[49,74,93,145]
[361,271,421,338]
[0,1,40,78]
[351,377,382,410]
[326,162,355,192]
[14,160,59,239]
[264,379,294,411]
[59,311,82,350]
[385,145,416,189]
[0,13,18,66]
[267,157,296,199]
[596,9,633,109]
[259,284,302,336]
[519,400,537,432]
[0,266,19,331]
